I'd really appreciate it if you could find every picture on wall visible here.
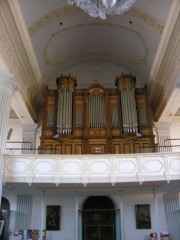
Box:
[46,205,61,231]
[135,204,151,229]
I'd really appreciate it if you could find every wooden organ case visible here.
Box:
[40,73,154,154]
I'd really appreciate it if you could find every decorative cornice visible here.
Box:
[28,5,80,37]
[126,6,164,34]
[153,40,180,112]
[149,17,180,120]
[28,6,164,37]
[0,1,43,121]
[148,0,180,91]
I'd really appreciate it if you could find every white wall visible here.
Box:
[6,121,42,154]
[31,195,76,240]
[2,192,168,240]
[122,193,167,240]
[170,123,180,152]
[6,123,22,154]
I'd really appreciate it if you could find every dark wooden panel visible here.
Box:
[123,143,131,153]
[65,145,72,154]
[44,144,53,154]
[75,144,82,154]
[133,143,141,153]
[55,145,62,154]
[113,144,121,154]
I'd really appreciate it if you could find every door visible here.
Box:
[82,196,116,240]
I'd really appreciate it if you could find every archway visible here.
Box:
[81,196,118,240]
[0,197,10,240]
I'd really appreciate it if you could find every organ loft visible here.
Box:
[40,73,155,154]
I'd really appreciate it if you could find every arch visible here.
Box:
[83,196,115,209]
[0,197,10,211]
[81,196,117,240]
[0,197,10,240]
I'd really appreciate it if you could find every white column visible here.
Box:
[0,74,17,203]
[118,191,124,240]
[153,189,160,240]
[75,192,79,240]
[21,124,38,154]
[40,191,45,240]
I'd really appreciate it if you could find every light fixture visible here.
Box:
[67,0,136,19]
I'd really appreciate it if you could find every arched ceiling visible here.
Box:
[16,0,170,88]
[0,0,180,123]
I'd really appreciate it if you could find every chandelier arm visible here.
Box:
[67,0,137,19]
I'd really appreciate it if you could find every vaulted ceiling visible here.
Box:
[0,0,180,124]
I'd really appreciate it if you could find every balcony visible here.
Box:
[3,152,180,188]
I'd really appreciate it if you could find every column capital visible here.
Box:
[0,73,18,94]
[154,122,171,131]
[21,124,38,132]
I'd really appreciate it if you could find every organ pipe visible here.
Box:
[88,89,106,128]
[116,74,138,134]
[56,74,76,135]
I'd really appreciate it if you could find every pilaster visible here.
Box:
[153,122,171,149]
[21,124,38,154]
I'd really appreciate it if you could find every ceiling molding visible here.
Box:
[126,6,164,34]
[28,5,164,37]
[43,23,148,65]
[28,5,80,37]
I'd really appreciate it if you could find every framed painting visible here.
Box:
[46,205,61,231]
[135,204,151,229]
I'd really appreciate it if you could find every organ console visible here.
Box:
[40,73,154,154]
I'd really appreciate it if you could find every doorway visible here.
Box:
[81,196,117,240]
[0,197,10,240]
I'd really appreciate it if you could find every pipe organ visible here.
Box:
[40,73,154,154]
[116,75,138,134]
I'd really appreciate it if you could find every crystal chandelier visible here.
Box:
[67,0,136,19]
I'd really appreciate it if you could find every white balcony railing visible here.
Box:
[2,153,180,186]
